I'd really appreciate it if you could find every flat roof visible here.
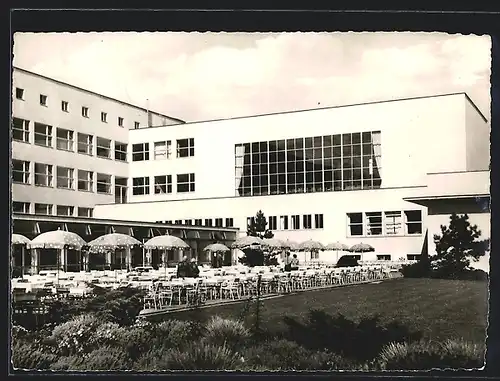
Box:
[131,92,488,130]
[12,66,185,124]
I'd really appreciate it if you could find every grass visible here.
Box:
[169,278,488,343]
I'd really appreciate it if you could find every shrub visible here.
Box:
[163,341,243,370]
[11,341,58,370]
[378,339,485,370]
[204,316,250,349]
[400,260,431,278]
[48,313,103,356]
[50,346,131,371]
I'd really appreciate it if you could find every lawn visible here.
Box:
[170,278,489,343]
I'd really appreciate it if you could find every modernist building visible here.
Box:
[11,67,185,218]
[92,92,491,263]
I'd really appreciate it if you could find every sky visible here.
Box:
[13,32,491,123]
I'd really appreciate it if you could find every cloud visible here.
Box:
[13,32,491,121]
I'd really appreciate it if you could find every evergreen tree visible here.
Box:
[431,213,489,279]
[247,210,274,239]
[239,210,275,267]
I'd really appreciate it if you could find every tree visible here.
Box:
[239,210,275,267]
[431,213,489,279]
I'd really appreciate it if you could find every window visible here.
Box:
[82,106,89,118]
[154,175,172,194]
[34,123,52,147]
[177,173,195,193]
[176,138,195,158]
[56,128,74,151]
[39,94,47,106]
[174,220,182,225]
[61,101,68,112]
[15,88,24,100]
[165,220,173,224]
[185,219,193,225]
[132,177,150,195]
[114,142,127,161]
[377,254,391,261]
[405,210,423,235]
[97,173,112,194]
[385,211,402,235]
[34,163,53,187]
[268,216,277,230]
[194,219,203,226]
[314,214,324,229]
[35,203,52,215]
[132,143,149,161]
[13,201,30,214]
[225,218,234,227]
[78,170,94,192]
[12,118,30,143]
[247,217,255,228]
[407,254,421,261]
[96,137,112,159]
[101,112,107,123]
[154,141,172,160]
[118,117,124,127]
[12,160,30,184]
[215,218,223,227]
[205,219,213,227]
[56,205,74,216]
[77,133,93,155]
[56,167,74,189]
[279,215,289,230]
[365,212,383,236]
[291,215,300,230]
[303,214,312,229]
[347,213,363,236]
[78,207,93,217]
[134,121,140,129]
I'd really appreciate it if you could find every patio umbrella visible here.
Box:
[350,242,375,262]
[285,239,301,251]
[12,233,31,246]
[203,243,230,254]
[263,238,290,251]
[298,240,325,263]
[28,228,86,250]
[87,233,142,271]
[143,235,190,250]
[326,241,351,263]
[231,236,268,250]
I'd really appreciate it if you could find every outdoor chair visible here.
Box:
[221,279,240,300]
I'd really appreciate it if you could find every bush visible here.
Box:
[378,339,485,370]
[162,341,243,370]
[400,260,431,278]
[283,310,422,362]
[50,346,131,371]
[204,316,250,349]
[11,341,58,370]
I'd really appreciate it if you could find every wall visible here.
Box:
[465,97,490,171]
[95,185,428,259]
[125,94,471,203]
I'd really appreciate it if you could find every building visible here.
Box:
[91,92,491,263]
[11,67,185,218]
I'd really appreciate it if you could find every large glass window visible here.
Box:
[78,170,94,192]
[365,212,383,236]
[235,131,381,196]
[115,142,127,161]
[177,173,195,193]
[56,205,74,216]
[96,173,112,194]
[96,137,112,159]
[154,141,172,160]
[35,203,52,215]
[56,166,74,189]
[176,138,194,158]
[347,213,363,236]
[12,160,30,184]
[56,128,74,151]
[154,175,172,194]
[133,177,150,195]
[132,143,149,161]
[405,210,423,235]
[77,133,93,155]
[385,211,402,235]
[34,163,53,187]
[34,123,52,147]
[13,201,30,214]
[12,118,30,143]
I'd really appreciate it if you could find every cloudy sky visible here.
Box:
[13,32,491,122]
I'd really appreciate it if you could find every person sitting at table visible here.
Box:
[189,258,200,278]
[291,254,300,271]
[177,256,190,278]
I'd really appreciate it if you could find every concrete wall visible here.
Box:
[126,94,471,203]
[465,97,490,171]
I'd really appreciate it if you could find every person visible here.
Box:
[283,252,292,272]
[291,254,300,271]
[189,258,200,278]
[177,256,190,278]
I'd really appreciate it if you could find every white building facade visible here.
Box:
[11,67,184,218]
[92,93,491,263]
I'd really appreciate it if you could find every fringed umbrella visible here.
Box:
[263,238,290,251]
[298,240,325,263]
[87,233,142,271]
[285,239,301,251]
[326,241,351,263]
[231,236,268,250]
[203,243,230,254]
[12,234,31,246]
[28,228,86,250]
[143,235,190,250]
[350,242,375,262]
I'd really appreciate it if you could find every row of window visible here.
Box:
[132,173,195,195]
[132,138,195,161]
[235,131,382,197]
[347,210,422,237]
[12,160,127,196]
[12,118,128,161]
[156,218,235,228]
[247,214,325,231]
[14,87,140,129]
[12,201,93,217]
